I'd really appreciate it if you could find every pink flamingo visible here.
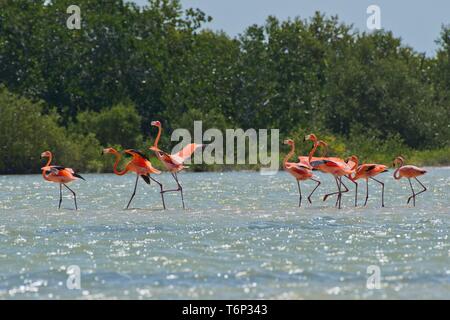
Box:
[393,156,427,206]
[304,134,357,208]
[149,121,204,209]
[41,151,85,210]
[283,139,321,206]
[102,148,166,209]
[347,156,388,207]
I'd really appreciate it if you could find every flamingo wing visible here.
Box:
[364,165,377,172]
[129,149,151,161]
[291,164,311,174]
[171,143,204,165]
[310,159,340,168]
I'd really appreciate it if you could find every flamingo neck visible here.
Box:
[393,159,403,180]
[283,143,295,168]
[41,154,53,180]
[112,152,128,176]
[393,167,401,180]
[153,125,162,149]
[349,156,359,180]
[308,141,318,163]
[350,156,359,170]
[320,141,328,157]
[45,153,52,167]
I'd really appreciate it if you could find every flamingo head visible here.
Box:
[40,151,52,159]
[283,139,294,146]
[345,155,359,164]
[102,147,118,155]
[151,120,161,127]
[393,156,405,167]
[304,134,317,142]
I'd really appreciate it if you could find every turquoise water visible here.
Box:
[0,169,449,299]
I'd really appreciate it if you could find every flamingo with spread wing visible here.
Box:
[149,121,204,209]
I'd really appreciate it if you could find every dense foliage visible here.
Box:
[0,0,448,173]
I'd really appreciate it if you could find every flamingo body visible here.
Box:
[284,162,313,181]
[125,149,161,175]
[41,166,83,184]
[395,165,427,179]
[353,164,388,180]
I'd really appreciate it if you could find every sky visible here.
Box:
[133,0,449,56]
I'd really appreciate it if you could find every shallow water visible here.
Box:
[0,169,449,299]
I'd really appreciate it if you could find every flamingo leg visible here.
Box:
[337,178,349,209]
[337,177,343,209]
[343,175,358,207]
[307,178,321,204]
[161,173,185,209]
[149,176,166,210]
[370,177,385,207]
[297,180,302,207]
[174,173,185,209]
[126,174,139,209]
[407,178,416,206]
[412,177,427,202]
[58,183,63,209]
[335,178,341,207]
[364,178,369,206]
[323,177,343,202]
[63,184,77,210]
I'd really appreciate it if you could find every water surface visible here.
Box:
[0,169,449,299]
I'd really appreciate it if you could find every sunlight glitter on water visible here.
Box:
[0,169,449,299]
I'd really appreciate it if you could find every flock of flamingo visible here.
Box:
[40,121,428,210]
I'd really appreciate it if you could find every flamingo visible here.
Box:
[393,156,427,206]
[41,151,85,210]
[149,121,204,209]
[347,156,388,207]
[102,148,166,210]
[283,139,321,206]
[304,134,357,208]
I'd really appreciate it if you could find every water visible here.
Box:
[0,169,449,300]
